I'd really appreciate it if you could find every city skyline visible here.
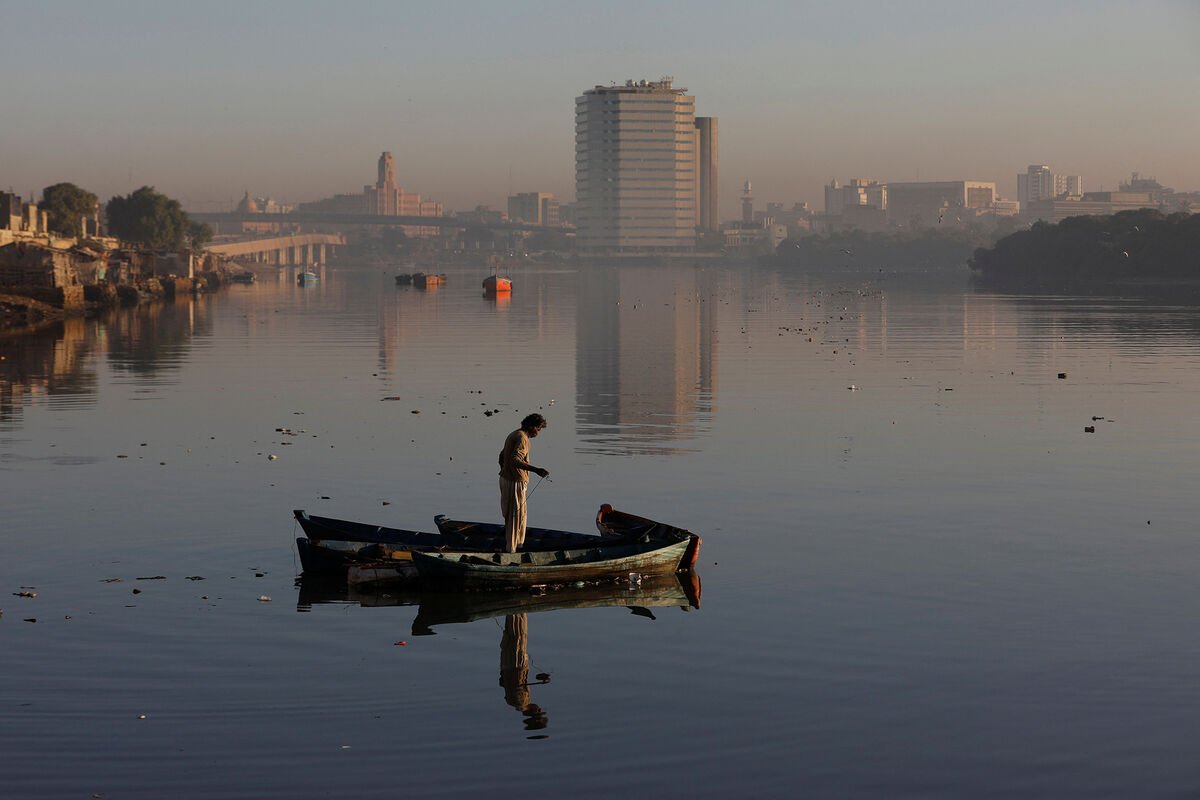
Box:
[3,1,1199,217]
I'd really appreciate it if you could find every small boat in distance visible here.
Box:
[483,255,512,295]
[413,272,446,289]
[395,273,413,286]
[297,270,318,286]
[230,271,256,284]
[483,274,512,294]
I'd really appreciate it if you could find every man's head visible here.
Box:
[521,413,547,437]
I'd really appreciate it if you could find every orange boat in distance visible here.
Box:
[483,274,512,294]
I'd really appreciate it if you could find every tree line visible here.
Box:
[36,182,212,250]
[969,209,1200,290]
[769,225,1002,271]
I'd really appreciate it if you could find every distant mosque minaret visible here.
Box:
[741,180,754,224]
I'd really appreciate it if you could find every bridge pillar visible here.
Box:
[319,244,327,263]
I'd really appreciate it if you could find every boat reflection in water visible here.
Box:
[296,573,701,733]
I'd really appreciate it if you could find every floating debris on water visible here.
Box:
[13,591,36,598]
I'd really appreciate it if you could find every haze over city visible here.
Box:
[4,0,1199,217]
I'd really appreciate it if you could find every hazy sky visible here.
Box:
[3,0,1199,218]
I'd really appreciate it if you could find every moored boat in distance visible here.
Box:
[412,272,447,289]
[297,270,319,286]
[482,274,512,295]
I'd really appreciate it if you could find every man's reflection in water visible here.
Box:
[499,613,548,731]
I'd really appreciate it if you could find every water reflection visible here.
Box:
[7,265,1200,449]
[575,266,718,455]
[95,297,210,378]
[296,574,700,734]
[0,298,210,431]
[499,613,547,731]
[295,572,702,622]
[0,317,98,430]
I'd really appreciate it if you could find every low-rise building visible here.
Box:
[507,192,560,226]
[1023,191,1159,223]
[887,181,996,228]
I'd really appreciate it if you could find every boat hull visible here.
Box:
[410,537,693,587]
[413,272,446,288]
[482,275,512,294]
[295,507,700,582]
[296,509,617,575]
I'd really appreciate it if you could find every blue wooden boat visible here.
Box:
[297,270,319,286]
[294,508,619,577]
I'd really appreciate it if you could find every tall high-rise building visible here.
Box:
[576,78,714,254]
[694,116,719,231]
[1017,164,1082,203]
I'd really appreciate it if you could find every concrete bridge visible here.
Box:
[192,211,568,234]
[206,233,345,265]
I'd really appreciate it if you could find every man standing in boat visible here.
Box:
[498,413,550,553]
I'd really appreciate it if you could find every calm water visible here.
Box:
[3,261,1200,798]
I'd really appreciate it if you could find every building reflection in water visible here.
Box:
[0,298,210,431]
[1,317,98,430]
[576,266,718,455]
